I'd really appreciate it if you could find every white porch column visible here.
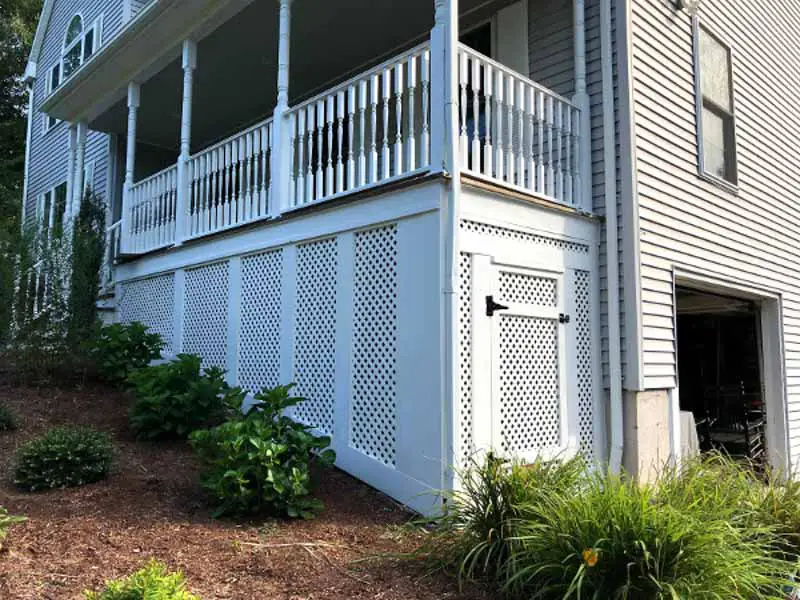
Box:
[270,0,293,217]
[121,82,140,254]
[72,121,88,216]
[175,40,197,245]
[573,0,592,212]
[429,0,459,174]
[65,124,77,228]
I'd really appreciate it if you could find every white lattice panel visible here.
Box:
[294,238,337,436]
[574,270,595,460]
[499,271,557,307]
[183,262,230,369]
[461,219,589,254]
[238,250,283,393]
[458,253,474,464]
[350,225,399,467]
[498,315,562,454]
[118,274,175,354]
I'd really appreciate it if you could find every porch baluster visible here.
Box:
[347,86,356,189]
[407,55,417,171]
[381,69,391,179]
[326,96,334,197]
[336,91,345,194]
[394,63,404,177]
[421,49,430,168]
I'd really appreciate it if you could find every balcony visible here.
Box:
[107,46,585,263]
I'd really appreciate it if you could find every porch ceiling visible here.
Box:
[82,0,500,152]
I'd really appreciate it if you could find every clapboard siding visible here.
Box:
[629,0,800,457]
[26,0,124,225]
[529,0,626,389]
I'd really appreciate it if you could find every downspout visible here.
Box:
[20,77,36,228]
[435,0,462,491]
[600,0,624,472]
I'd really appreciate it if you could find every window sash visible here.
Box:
[695,21,737,186]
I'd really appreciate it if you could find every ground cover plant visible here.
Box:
[14,425,113,491]
[0,403,16,431]
[190,384,336,519]
[91,322,164,386]
[128,354,244,440]
[84,560,200,600]
[421,453,795,600]
[0,506,25,550]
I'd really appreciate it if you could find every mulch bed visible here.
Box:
[0,383,492,599]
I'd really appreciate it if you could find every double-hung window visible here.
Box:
[38,182,68,242]
[695,23,737,186]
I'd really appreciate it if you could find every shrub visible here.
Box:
[423,454,792,599]
[14,426,114,492]
[0,403,17,431]
[418,453,585,586]
[190,384,336,518]
[128,354,244,440]
[0,506,26,550]
[84,560,199,600]
[91,322,164,385]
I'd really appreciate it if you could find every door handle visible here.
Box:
[486,295,509,317]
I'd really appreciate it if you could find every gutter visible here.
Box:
[600,0,624,472]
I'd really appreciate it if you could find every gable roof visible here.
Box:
[25,0,56,80]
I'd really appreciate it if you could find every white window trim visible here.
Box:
[692,16,739,192]
[47,13,104,97]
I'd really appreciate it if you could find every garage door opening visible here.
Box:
[676,287,767,467]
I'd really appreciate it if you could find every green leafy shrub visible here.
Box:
[0,506,26,550]
[423,454,792,599]
[84,560,199,599]
[190,384,336,518]
[128,354,244,440]
[0,403,17,431]
[14,425,114,492]
[91,322,164,385]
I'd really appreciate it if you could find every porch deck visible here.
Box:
[111,40,585,262]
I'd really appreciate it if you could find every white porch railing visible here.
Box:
[102,220,122,288]
[128,164,178,253]
[285,42,431,209]
[188,117,273,237]
[457,44,582,207]
[116,40,588,258]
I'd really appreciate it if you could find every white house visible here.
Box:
[22,0,796,511]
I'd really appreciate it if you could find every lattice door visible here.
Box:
[481,262,575,462]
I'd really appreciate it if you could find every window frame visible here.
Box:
[693,17,739,191]
[46,13,103,98]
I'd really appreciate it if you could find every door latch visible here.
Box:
[559,313,571,324]
[486,295,509,317]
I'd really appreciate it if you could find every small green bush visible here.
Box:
[190,384,336,518]
[128,354,245,440]
[14,426,114,492]
[91,322,164,386]
[0,403,17,431]
[0,506,27,550]
[84,559,199,599]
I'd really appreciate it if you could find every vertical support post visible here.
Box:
[270,0,293,217]
[72,121,87,217]
[429,0,459,174]
[121,82,140,254]
[175,40,197,246]
[573,0,592,212]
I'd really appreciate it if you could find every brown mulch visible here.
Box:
[0,383,492,599]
